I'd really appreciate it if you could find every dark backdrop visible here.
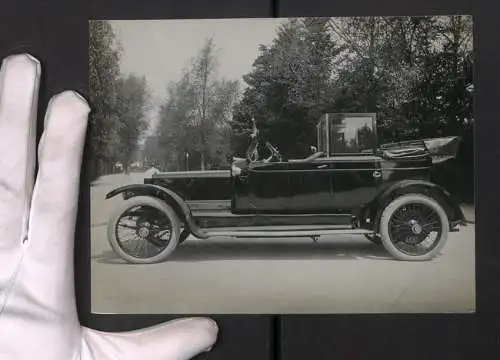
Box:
[1,0,500,359]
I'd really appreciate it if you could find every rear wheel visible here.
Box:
[379,194,449,261]
[107,196,181,264]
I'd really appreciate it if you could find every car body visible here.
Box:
[105,112,466,264]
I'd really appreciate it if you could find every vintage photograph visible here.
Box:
[89,16,475,314]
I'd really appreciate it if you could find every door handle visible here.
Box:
[373,170,382,178]
[239,174,248,182]
[316,164,328,169]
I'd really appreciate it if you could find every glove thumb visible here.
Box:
[80,317,218,360]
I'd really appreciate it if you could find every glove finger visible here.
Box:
[0,54,40,252]
[81,317,218,360]
[24,91,89,305]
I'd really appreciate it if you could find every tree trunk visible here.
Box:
[449,16,461,134]
[200,150,205,171]
[123,154,131,174]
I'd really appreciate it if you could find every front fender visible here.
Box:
[105,184,208,239]
[372,179,466,232]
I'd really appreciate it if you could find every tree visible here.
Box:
[231,17,341,158]
[229,15,473,201]
[188,37,239,170]
[327,17,440,140]
[434,15,473,133]
[88,20,123,179]
[205,79,240,168]
[157,38,240,171]
[112,74,151,172]
[157,71,197,171]
[327,15,473,200]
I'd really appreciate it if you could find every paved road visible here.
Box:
[91,173,475,314]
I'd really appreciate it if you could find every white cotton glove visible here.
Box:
[0,54,218,360]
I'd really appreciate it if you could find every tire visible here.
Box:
[379,193,449,261]
[107,196,181,264]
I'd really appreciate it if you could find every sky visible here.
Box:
[109,18,288,135]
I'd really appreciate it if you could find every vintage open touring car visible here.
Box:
[104,112,466,264]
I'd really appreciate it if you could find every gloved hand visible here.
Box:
[0,53,218,360]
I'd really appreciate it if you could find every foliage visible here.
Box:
[156,71,195,171]
[88,20,122,179]
[231,17,342,158]
[89,20,152,177]
[327,16,473,143]
[98,15,473,201]
[229,15,473,201]
[156,38,240,170]
[112,74,151,172]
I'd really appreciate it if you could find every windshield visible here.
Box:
[317,113,376,156]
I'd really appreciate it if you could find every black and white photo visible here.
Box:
[89,16,475,314]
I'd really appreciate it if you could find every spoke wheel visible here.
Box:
[114,206,172,258]
[379,194,449,261]
[107,196,181,264]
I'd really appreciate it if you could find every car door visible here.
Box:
[330,155,382,212]
[232,161,291,213]
[285,158,335,212]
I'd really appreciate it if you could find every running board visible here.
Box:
[202,227,373,238]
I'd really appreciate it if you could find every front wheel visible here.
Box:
[379,194,449,261]
[107,196,181,264]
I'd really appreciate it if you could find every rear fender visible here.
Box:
[371,180,466,232]
[106,184,208,238]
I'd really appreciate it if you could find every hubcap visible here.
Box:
[138,226,150,238]
[410,220,423,235]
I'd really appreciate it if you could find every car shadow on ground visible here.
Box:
[92,238,403,265]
